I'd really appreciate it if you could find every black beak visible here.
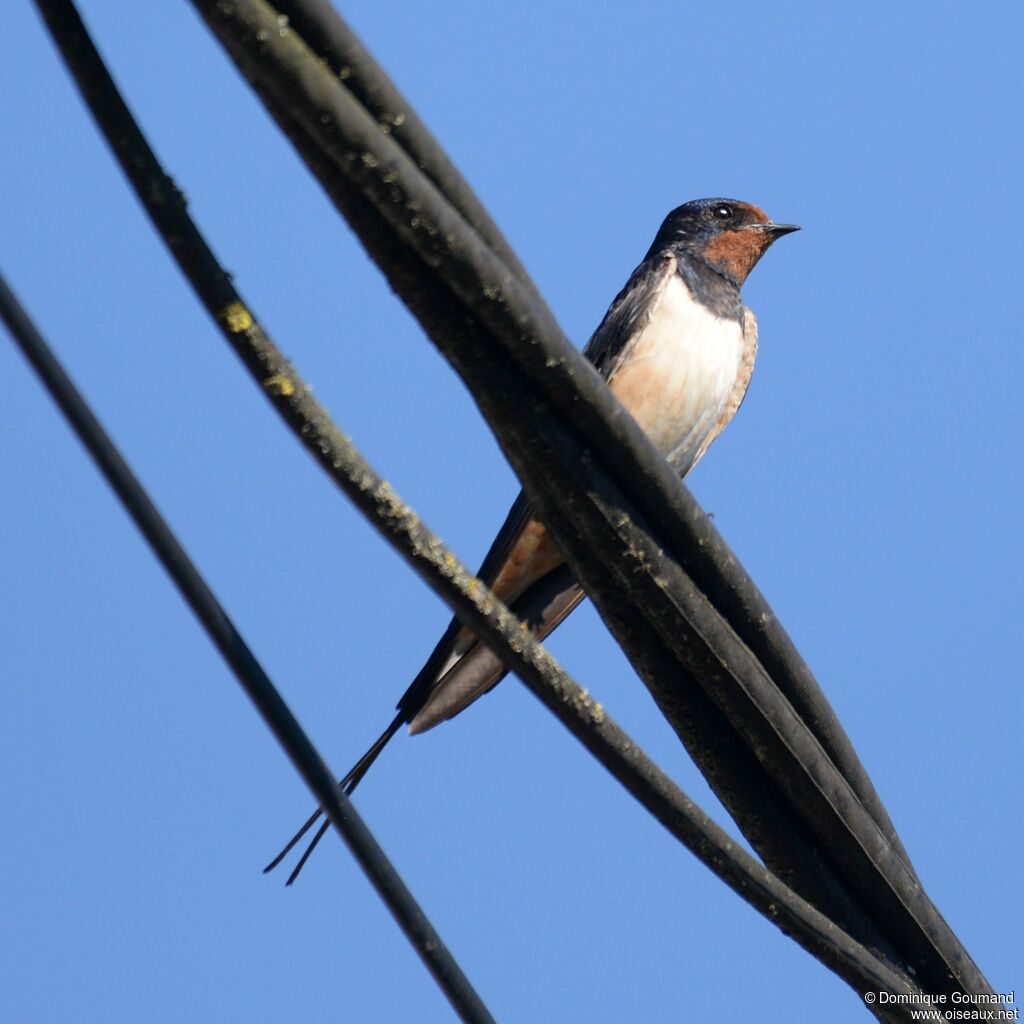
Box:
[763,222,800,237]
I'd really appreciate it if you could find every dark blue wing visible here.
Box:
[583,253,675,381]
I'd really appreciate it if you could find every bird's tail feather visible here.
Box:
[263,711,405,884]
[266,566,585,883]
[408,567,585,733]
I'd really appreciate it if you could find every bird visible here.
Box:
[267,198,799,882]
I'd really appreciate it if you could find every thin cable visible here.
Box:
[0,271,498,1024]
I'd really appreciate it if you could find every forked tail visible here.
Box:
[263,711,404,885]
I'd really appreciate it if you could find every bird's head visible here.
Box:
[650,198,799,285]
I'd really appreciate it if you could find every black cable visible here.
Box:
[0,271,499,1024]
[185,0,991,1000]
[0,273,946,1020]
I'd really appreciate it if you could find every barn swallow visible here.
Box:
[267,198,798,881]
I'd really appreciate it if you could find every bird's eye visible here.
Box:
[712,204,735,221]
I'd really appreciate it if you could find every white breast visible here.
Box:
[608,272,744,474]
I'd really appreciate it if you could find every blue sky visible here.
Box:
[2,2,1020,1021]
